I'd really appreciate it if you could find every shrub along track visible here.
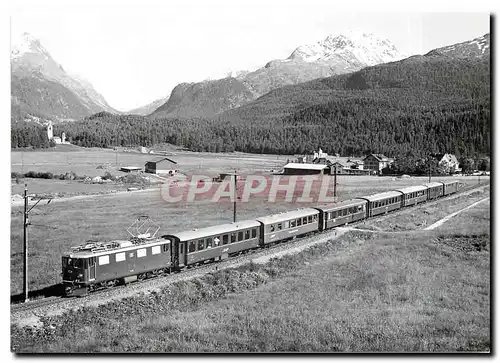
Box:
[11,181,489,327]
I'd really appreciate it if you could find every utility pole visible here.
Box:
[22,184,52,303]
[233,170,237,223]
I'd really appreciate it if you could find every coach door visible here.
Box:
[88,257,96,281]
[180,241,186,267]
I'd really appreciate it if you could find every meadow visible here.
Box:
[11,198,490,352]
[10,146,489,296]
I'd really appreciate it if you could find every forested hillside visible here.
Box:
[11,120,51,149]
[49,54,490,158]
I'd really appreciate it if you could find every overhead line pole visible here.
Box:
[23,185,28,303]
[233,170,237,223]
[22,184,53,303]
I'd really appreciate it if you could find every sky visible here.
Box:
[9,0,491,111]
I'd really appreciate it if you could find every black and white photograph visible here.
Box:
[6,0,492,354]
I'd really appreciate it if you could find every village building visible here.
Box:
[145,157,178,175]
[430,153,461,173]
[283,163,329,175]
[363,154,394,174]
[286,148,372,175]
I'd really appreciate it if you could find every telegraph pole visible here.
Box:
[233,170,237,223]
[23,185,28,303]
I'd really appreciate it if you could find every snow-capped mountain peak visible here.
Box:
[288,30,404,66]
[11,32,50,59]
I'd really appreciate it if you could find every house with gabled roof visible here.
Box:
[431,153,460,173]
[363,154,394,174]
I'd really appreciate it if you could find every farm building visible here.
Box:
[145,157,178,175]
[283,163,329,175]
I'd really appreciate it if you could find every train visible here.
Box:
[62,180,459,296]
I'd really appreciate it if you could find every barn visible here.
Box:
[283,163,329,175]
[145,157,178,175]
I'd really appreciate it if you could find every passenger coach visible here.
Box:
[424,182,444,200]
[358,191,403,217]
[442,180,459,196]
[163,220,261,268]
[396,185,428,207]
[256,208,320,245]
[314,199,367,231]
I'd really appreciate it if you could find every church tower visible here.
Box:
[47,121,53,140]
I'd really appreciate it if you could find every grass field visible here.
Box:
[11,197,490,352]
[11,145,289,178]
[9,147,489,295]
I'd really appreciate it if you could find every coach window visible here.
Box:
[297,218,302,226]
[162,244,169,253]
[277,223,282,231]
[223,235,229,245]
[284,221,290,229]
[245,230,250,239]
[303,217,307,225]
[238,231,244,241]
[313,215,318,221]
[198,239,204,251]
[206,238,213,248]
[252,228,257,238]
[270,225,275,233]
[189,241,195,252]
[290,220,296,228]
[308,216,313,223]
[231,233,236,243]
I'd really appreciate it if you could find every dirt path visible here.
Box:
[423,197,490,230]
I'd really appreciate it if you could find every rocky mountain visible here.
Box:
[151,78,255,117]
[425,33,490,59]
[151,31,405,117]
[125,97,169,116]
[11,32,118,122]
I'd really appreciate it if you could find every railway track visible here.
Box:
[11,180,489,321]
